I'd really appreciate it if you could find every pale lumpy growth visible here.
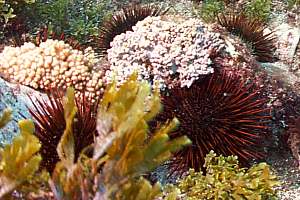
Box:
[0,39,105,101]
[106,16,225,89]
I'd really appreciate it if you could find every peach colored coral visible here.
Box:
[0,39,104,101]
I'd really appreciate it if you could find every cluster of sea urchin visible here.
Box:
[152,71,271,176]
[95,4,169,56]
[1,3,275,179]
[27,89,99,173]
[217,13,276,62]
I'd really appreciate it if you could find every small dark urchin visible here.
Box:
[0,17,29,47]
[28,89,99,173]
[34,26,83,50]
[5,25,83,50]
[153,71,271,176]
[95,4,169,56]
[217,13,276,62]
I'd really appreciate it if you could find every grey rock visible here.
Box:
[275,23,300,62]
[0,77,46,147]
[261,62,300,94]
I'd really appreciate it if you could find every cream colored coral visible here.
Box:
[0,39,104,101]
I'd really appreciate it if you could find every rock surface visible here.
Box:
[275,23,300,65]
[0,77,46,147]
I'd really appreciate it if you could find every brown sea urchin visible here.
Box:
[217,13,276,62]
[95,4,169,56]
[28,89,99,173]
[154,71,271,175]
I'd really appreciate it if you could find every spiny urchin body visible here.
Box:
[217,13,276,62]
[1,25,82,50]
[28,89,99,173]
[95,4,169,55]
[0,17,29,47]
[153,71,271,176]
[34,26,82,50]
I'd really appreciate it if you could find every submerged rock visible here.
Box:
[261,62,300,94]
[0,77,46,147]
[275,23,300,65]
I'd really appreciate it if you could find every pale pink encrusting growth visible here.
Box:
[106,16,225,89]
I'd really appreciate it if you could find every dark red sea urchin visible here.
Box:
[217,13,276,62]
[27,89,99,173]
[2,25,83,50]
[95,4,169,56]
[34,26,83,50]
[153,71,271,176]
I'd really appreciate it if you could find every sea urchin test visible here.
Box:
[0,39,104,101]
[106,16,225,89]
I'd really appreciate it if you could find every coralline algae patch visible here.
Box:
[106,16,226,89]
[0,39,104,101]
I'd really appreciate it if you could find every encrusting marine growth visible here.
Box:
[106,16,225,89]
[166,151,279,199]
[152,71,271,176]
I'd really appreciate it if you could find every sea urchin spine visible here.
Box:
[34,26,82,50]
[153,71,271,176]
[217,13,276,62]
[27,88,99,173]
[95,4,169,55]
